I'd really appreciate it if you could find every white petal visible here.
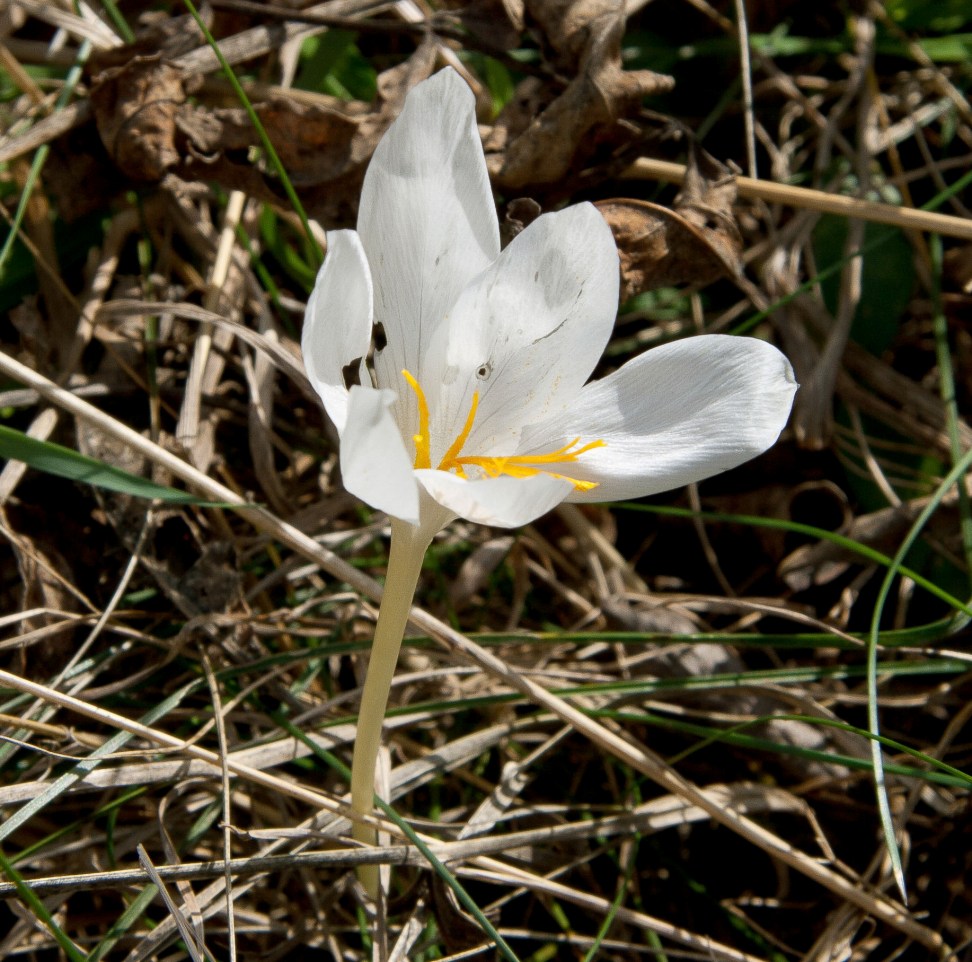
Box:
[302,230,373,434]
[415,470,572,528]
[519,335,797,502]
[358,68,500,399]
[341,386,420,523]
[424,203,619,458]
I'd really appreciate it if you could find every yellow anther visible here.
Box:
[403,373,603,491]
[401,370,431,469]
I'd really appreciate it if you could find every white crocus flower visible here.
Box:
[302,68,797,896]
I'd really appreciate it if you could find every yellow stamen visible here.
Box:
[401,369,431,469]
[438,391,479,478]
[453,438,606,491]
[402,372,604,491]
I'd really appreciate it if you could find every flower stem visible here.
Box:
[350,519,434,898]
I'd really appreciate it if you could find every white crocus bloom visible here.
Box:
[302,68,797,896]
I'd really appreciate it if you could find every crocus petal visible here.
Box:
[425,203,619,458]
[358,69,500,400]
[302,230,373,434]
[415,470,572,528]
[519,335,797,502]
[341,386,420,523]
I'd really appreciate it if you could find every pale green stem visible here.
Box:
[350,518,435,898]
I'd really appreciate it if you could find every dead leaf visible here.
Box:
[44,123,118,221]
[3,509,79,676]
[87,12,204,69]
[500,196,542,246]
[446,0,524,52]
[596,148,742,299]
[176,542,242,616]
[488,0,674,188]
[172,43,436,222]
[448,535,515,610]
[601,596,700,633]
[90,54,186,181]
[180,99,360,186]
[80,39,437,221]
[779,496,958,592]
[671,146,742,271]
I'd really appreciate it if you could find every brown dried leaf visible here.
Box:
[175,542,243,616]
[448,535,515,610]
[531,0,622,64]
[179,99,361,187]
[7,523,78,671]
[446,0,524,51]
[171,44,436,222]
[672,146,742,270]
[488,0,673,188]
[81,41,436,220]
[596,149,742,299]
[500,196,542,246]
[90,54,186,181]
[596,197,741,298]
[779,497,958,592]
[87,12,204,70]
[45,124,118,221]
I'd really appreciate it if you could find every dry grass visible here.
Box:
[0,1,971,960]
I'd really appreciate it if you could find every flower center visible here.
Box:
[402,370,604,492]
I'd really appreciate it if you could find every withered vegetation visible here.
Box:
[0,1,970,960]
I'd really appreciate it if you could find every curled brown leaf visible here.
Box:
[488,0,674,188]
[596,149,742,299]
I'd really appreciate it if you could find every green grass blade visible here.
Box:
[929,233,972,577]
[582,835,638,962]
[180,0,323,266]
[271,713,523,962]
[97,0,136,43]
[867,444,972,900]
[613,502,972,617]
[0,41,92,279]
[0,425,206,504]
[0,845,87,962]
[0,680,201,846]
[599,709,972,789]
[86,886,159,962]
[734,165,972,336]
